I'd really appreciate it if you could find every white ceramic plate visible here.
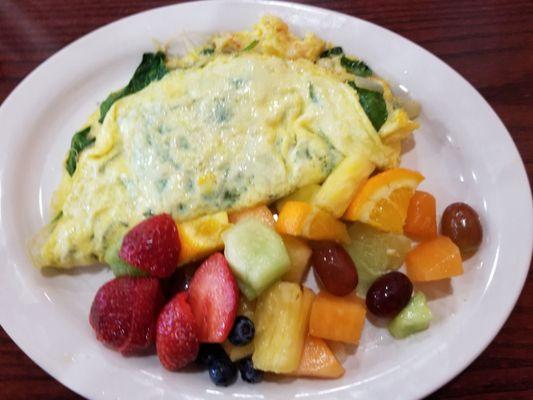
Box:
[0,1,531,399]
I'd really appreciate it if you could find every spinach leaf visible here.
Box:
[65,127,94,176]
[341,56,372,77]
[319,46,343,58]
[99,89,126,122]
[156,178,168,192]
[201,47,215,55]
[222,189,240,205]
[99,51,168,123]
[51,211,63,223]
[122,52,168,94]
[308,83,318,102]
[242,40,259,51]
[143,209,154,218]
[348,81,388,131]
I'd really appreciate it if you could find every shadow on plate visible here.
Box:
[401,134,415,155]
[365,313,389,329]
[414,279,453,301]
[40,263,107,277]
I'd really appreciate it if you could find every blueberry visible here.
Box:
[195,343,225,368]
[228,316,255,346]
[209,355,237,387]
[239,357,263,384]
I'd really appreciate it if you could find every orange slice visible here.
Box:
[343,168,424,233]
[276,201,350,244]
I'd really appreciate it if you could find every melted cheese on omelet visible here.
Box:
[34,17,416,268]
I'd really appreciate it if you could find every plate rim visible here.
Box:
[0,1,531,399]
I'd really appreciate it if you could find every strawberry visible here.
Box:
[188,253,240,343]
[89,277,164,355]
[119,213,181,278]
[156,292,199,370]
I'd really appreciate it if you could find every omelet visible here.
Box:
[33,16,418,268]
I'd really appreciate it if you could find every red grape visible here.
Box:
[312,241,358,296]
[441,202,482,259]
[366,271,413,318]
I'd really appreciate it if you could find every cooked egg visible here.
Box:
[33,16,417,268]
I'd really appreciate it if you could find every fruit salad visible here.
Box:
[90,169,483,386]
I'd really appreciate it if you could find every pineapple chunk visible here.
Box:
[222,341,254,362]
[223,298,256,361]
[276,184,321,213]
[177,211,230,265]
[253,282,315,373]
[229,205,275,228]
[281,235,312,283]
[313,154,374,218]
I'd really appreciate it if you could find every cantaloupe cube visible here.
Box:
[405,236,463,281]
[404,191,437,241]
[309,292,366,344]
[291,336,345,378]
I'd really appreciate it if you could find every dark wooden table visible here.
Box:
[1,0,531,399]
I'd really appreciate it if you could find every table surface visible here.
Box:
[0,0,531,399]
